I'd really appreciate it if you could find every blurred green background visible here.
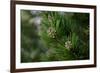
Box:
[21,10,89,63]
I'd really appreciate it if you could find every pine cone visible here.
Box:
[65,40,72,50]
[47,27,56,38]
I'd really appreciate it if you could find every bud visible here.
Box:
[47,27,56,38]
[65,40,72,50]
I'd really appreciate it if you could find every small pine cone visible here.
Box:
[47,27,56,38]
[65,40,72,50]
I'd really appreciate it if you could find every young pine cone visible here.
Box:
[47,27,56,38]
[65,40,72,50]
